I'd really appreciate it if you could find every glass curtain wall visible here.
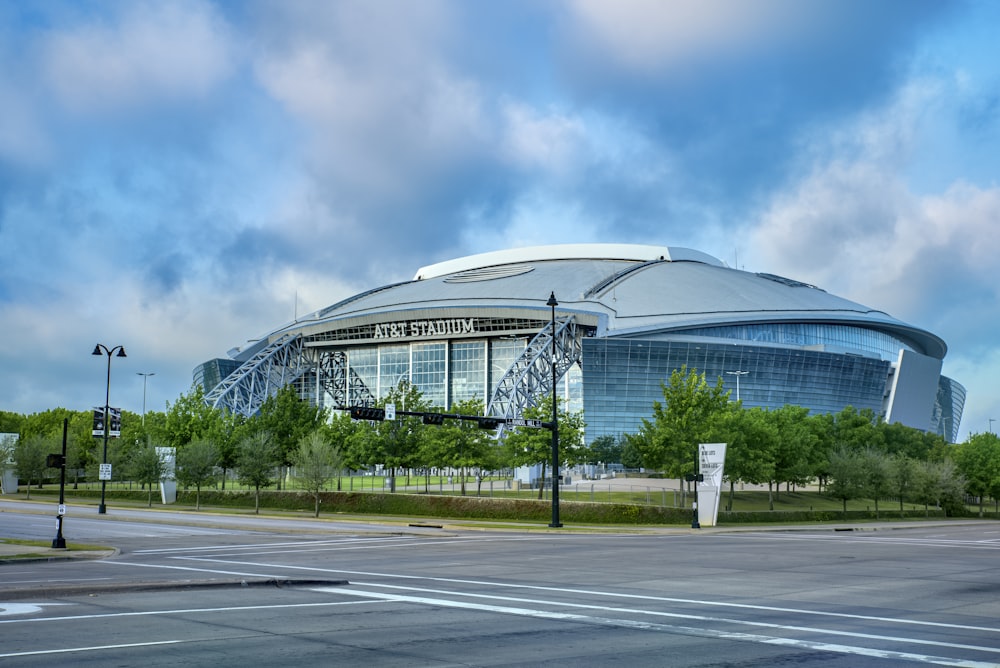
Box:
[412,342,447,406]
[450,341,486,406]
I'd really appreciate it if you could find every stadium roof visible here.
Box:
[246,244,946,360]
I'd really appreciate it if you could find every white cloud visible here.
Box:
[500,101,586,175]
[566,0,823,71]
[40,0,235,114]
[0,79,51,166]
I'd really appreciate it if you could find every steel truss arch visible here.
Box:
[487,315,583,440]
[205,334,311,417]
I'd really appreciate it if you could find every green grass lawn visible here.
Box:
[17,478,976,519]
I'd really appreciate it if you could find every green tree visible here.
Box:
[294,430,343,517]
[590,434,623,466]
[502,402,582,499]
[827,446,865,514]
[860,447,893,519]
[128,442,168,507]
[914,459,966,517]
[0,410,23,435]
[880,421,936,460]
[889,455,919,517]
[952,432,1000,516]
[373,381,428,485]
[716,406,777,511]
[620,433,644,469]
[237,431,277,514]
[175,438,220,510]
[323,411,360,489]
[156,385,225,450]
[831,407,884,452]
[638,366,730,484]
[769,405,819,499]
[255,385,327,489]
[14,434,49,498]
[420,399,491,495]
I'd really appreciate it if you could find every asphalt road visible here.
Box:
[1,501,999,666]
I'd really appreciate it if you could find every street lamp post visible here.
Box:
[93,344,126,514]
[547,291,562,528]
[137,372,155,426]
[725,370,749,402]
[990,418,996,434]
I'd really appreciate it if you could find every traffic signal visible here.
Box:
[422,413,445,426]
[477,417,500,430]
[350,406,386,421]
[46,454,66,468]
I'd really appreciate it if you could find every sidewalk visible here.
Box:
[0,541,117,563]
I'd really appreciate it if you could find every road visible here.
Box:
[1,501,999,666]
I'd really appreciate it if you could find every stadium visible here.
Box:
[195,243,965,443]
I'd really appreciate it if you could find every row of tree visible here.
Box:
[3,366,999,515]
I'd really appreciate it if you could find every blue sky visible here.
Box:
[1,0,998,439]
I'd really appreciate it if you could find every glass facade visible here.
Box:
[412,342,447,406]
[449,340,487,405]
[378,345,410,398]
[348,347,378,403]
[336,336,579,413]
[932,376,966,442]
[193,358,239,393]
[677,324,911,361]
[582,338,892,444]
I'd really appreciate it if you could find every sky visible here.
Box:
[1,0,998,439]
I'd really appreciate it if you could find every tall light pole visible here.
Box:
[725,370,749,402]
[93,344,126,514]
[136,372,155,426]
[990,418,996,434]
[547,292,562,528]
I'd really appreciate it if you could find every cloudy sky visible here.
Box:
[1,0,998,438]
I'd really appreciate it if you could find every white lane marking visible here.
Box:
[0,640,182,658]
[98,561,281,578]
[324,588,998,668]
[133,536,418,554]
[173,556,1000,635]
[729,534,1000,550]
[1,577,113,585]
[0,599,382,625]
[339,581,1000,656]
[132,535,547,556]
[0,603,68,617]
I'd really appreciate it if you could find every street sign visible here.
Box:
[57,504,66,516]
[99,463,112,481]
[507,418,544,429]
[385,403,396,421]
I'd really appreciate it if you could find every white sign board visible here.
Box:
[385,403,396,421]
[99,463,113,481]
[157,447,177,504]
[697,443,727,527]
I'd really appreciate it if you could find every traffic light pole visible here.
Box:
[52,418,68,549]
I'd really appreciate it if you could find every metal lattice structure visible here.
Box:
[205,334,311,417]
[487,315,583,440]
[317,350,377,408]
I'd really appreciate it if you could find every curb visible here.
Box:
[0,577,349,601]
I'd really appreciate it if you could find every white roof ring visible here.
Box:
[413,243,725,280]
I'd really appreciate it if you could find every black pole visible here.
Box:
[547,292,562,528]
[94,344,125,515]
[691,445,700,529]
[52,418,68,548]
[99,352,111,514]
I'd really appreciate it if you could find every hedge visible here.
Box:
[23,488,963,524]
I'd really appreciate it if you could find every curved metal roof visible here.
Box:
[263,244,946,360]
